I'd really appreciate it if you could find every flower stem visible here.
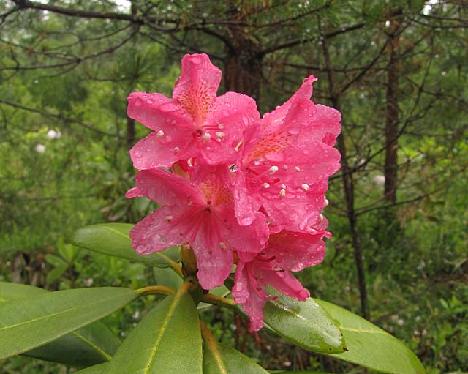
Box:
[136,284,175,296]
[201,293,236,309]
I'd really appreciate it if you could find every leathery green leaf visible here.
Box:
[0,287,136,360]
[75,363,109,373]
[203,325,268,374]
[318,300,426,374]
[263,295,345,354]
[73,223,180,267]
[107,284,203,374]
[0,282,121,366]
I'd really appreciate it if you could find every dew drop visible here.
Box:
[269,165,279,174]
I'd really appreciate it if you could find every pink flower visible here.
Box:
[231,76,341,232]
[232,230,327,331]
[128,166,268,290]
[127,53,259,169]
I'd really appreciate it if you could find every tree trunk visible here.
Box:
[223,4,262,100]
[126,1,138,150]
[321,29,369,319]
[384,17,401,204]
[224,46,262,100]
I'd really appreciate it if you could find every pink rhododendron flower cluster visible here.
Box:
[127,53,341,331]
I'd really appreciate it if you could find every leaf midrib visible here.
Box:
[97,226,175,266]
[143,285,189,373]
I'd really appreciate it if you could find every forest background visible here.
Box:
[0,0,466,373]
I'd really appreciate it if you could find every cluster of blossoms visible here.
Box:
[127,53,341,331]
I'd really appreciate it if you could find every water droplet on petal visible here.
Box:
[269,165,279,174]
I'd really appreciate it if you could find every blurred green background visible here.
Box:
[0,0,466,373]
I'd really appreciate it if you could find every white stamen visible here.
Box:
[156,130,165,137]
[324,198,329,206]
[279,188,286,197]
[281,184,287,189]
[294,166,301,172]
[165,215,173,222]
[235,140,243,152]
[319,213,324,220]
[253,160,261,166]
[263,183,270,189]
[187,158,193,167]
[218,123,224,129]
[269,165,279,174]
[202,132,211,141]
[301,183,310,191]
[215,131,224,141]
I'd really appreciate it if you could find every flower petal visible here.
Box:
[134,168,204,207]
[200,92,260,164]
[266,231,326,272]
[173,53,222,126]
[130,207,196,255]
[130,132,186,169]
[192,213,233,290]
[127,92,192,132]
[232,262,267,331]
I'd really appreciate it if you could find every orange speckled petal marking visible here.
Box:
[173,53,222,126]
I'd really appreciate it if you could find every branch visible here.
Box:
[260,22,365,55]
[0,99,115,137]
[13,0,138,22]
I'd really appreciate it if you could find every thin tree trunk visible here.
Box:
[321,30,369,319]
[384,17,401,204]
[126,1,138,149]
[223,3,262,99]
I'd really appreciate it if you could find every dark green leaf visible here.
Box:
[204,342,269,374]
[73,223,180,267]
[153,267,183,289]
[0,282,121,366]
[317,300,426,374]
[107,287,203,374]
[0,287,136,360]
[75,363,109,373]
[263,296,345,354]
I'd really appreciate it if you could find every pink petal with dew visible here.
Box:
[130,206,197,255]
[261,75,316,134]
[134,168,204,207]
[200,92,260,165]
[173,53,222,126]
[192,212,233,290]
[232,261,268,332]
[130,132,185,169]
[266,231,326,272]
[125,187,143,199]
[127,92,192,132]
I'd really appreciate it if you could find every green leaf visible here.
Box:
[263,296,345,354]
[75,363,109,373]
[0,286,136,360]
[204,342,269,374]
[198,285,230,311]
[0,282,121,366]
[269,372,331,374]
[0,282,120,366]
[73,223,180,267]
[270,372,331,374]
[46,254,69,284]
[153,267,183,289]
[317,300,426,374]
[107,286,203,374]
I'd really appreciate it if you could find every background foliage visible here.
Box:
[0,0,466,373]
